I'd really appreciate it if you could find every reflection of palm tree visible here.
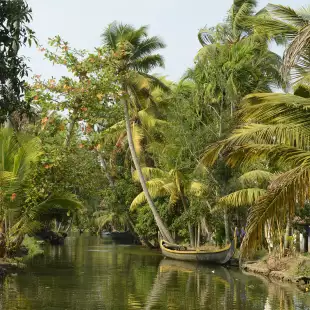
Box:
[145,259,234,309]
[144,264,173,310]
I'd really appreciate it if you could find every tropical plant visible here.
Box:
[0,128,83,256]
[198,0,261,46]
[101,22,174,242]
[0,0,36,125]
[202,90,310,256]
[131,167,207,246]
[250,4,310,80]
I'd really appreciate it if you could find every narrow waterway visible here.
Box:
[0,234,309,309]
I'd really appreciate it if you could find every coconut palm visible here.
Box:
[191,1,282,243]
[198,4,310,256]
[99,75,168,168]
[198,0,263,46]
[202,90,310,256]
[251,4,310,80]
[130,167,207,246]
[101,22,174,242]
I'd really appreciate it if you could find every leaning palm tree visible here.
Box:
[101,22,174,242]
[100,75,168,168]
[131,167,207,247]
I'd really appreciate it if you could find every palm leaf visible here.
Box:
[219,188,266,207]
[131,123,144,156]
[241,165,310,256]
[239,170,275,186]
[132,167,167,182]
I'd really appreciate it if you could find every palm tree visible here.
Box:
[131,167,207,247]
[101,22,174,242]
[251,4,310,80]
[202,90,310,256]
[0,128,82,257]
[198,0,262,46]
[199,4,310,256]
[191,1,282,243]
[100,75,168,167]
[0,128,41,256]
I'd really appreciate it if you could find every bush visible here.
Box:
[22,235,44,258]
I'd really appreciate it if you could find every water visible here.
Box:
[0,234,309,309]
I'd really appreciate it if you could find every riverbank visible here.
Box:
[0,259,24,280]
[242,255,310,291]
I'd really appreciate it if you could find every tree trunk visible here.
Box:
[179,191,195,247]
[188,223,195,248]
[284,213,291,249]
[98,152,114,187]
[122,96,174,243]
[64,108,78,148]
[197,222,201,248]
[224,208,230,243]
[98,150,154,248]
[0,221,6,258]
[264,220,274,254]
[64,118,76,147]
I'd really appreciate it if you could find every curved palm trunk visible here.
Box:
[122,96,174,243]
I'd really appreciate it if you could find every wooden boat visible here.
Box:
[159,238,235,264]
[101,230,137,244]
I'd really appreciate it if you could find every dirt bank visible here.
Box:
[242,255,310,291]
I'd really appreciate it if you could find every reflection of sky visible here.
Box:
[22,0,309,82]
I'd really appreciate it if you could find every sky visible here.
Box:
[23,0,309,82]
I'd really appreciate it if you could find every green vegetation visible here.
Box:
[1,0,310,264]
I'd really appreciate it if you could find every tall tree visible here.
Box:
[0,0,35,125]
[101,22,174,242]
[193,0,282,242]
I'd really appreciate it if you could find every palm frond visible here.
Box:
[130,192,147,210]
[34,195,83,220]
[132,167,167,182]
[219,188,266,207]
[131,36,166,60]
[138,109,167,129]
[267,4,308,28]
[239,170,274,186]
[131,54,165,72]
[241,165,310,256]
[131,123,144,156]
[188,181,207,196]
[100,120,126,145]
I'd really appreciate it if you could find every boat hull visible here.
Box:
[160,240,235,265]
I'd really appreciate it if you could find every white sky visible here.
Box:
[22,0,309,82]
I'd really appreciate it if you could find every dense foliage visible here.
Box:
[0,0,36,125]
[2,0,310,259]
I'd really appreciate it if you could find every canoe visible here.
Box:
[159,239,235,264]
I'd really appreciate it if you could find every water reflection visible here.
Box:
[0,234,309,309]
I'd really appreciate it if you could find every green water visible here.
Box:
[0,234,309,309]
